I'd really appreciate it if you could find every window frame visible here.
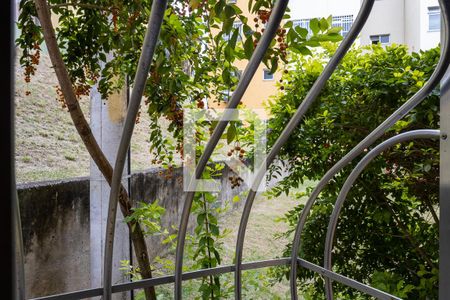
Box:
[370,34,390,45]
[428,6,441,32]
[223,21,243,42]
[263,69,274,81]
[331,15,353,37]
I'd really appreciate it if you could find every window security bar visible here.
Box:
[13,0,450,299]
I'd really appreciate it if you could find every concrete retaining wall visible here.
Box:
[18,165,246,298]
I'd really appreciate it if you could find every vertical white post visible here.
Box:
[440,18,450,300]
[90,83,130,300]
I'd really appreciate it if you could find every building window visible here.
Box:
[293,19,312,36]
[292,15,353,37]
[428,6,441,31]
[370,34,390,45]
[332,15,353,37]
[224,21,243,41]
[263,69,274,81]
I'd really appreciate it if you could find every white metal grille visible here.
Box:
[292,15,354,37]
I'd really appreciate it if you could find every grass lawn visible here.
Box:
[153,183,313,300]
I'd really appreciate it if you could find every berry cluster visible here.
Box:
[56,86,66,109]
[228,174,243,189]
[157,95,183,128]
[127,10,141,28]
[176,143,184,159]
[112,7,119,33]
[227,144,246,160]
[54,68,98,110]
[227,144,246,189]
[252,9,272,48]
[276,27,288,59]
[74,82,91,98]
[196,98,205,109]
[256,9,271,26]
[23,43,41,95]
[253,9,288,63]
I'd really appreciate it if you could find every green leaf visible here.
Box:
[229,28,239,49]
[309,18,320,35]
[270,56,278,74]
[244,36,254,59]
[224,5,236,18]
[294,26,309,38]
[319,18,329,31]
[210,224,220,236]
[197,213,206,225]
[227,122,236,144]
[327,27,342,34]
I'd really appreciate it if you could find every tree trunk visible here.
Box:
[33,1,156,299]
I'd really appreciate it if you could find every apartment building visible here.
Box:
[206,0,283,112]
[290,0,441,50]
[226,0,442,110]
[360,0,441,51]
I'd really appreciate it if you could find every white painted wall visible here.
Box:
[288,0,360,22]
[360,0,406,46]
[405,0,421,52]
[419,0,440,50]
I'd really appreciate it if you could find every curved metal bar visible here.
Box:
[230,0,376,299]
[298,259,401,300]
[290,1,450,298]
[323,130,440,298]
[173,1,289,299]
[30,256,400,300]
[15,190,26,300]
[31,258,291,300]
[102,1,168,299]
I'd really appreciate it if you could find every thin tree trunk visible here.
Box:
[33,1,156,299]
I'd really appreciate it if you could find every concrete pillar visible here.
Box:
[90,83,130,300]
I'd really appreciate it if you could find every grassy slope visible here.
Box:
[155,191,306,299]
[15,51,155,183]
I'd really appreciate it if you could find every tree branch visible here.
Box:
[33,1,156,299]
[373,189,438,270]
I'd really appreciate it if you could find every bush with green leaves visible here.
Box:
[267,43,440,299]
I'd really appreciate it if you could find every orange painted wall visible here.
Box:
[208,0,283,114]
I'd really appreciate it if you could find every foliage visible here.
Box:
[16,0,342,166]
[17,0,346,298]
[124,201,166,236]
[267,44,440,299]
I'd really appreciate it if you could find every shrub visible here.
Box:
[267,43,440,299]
